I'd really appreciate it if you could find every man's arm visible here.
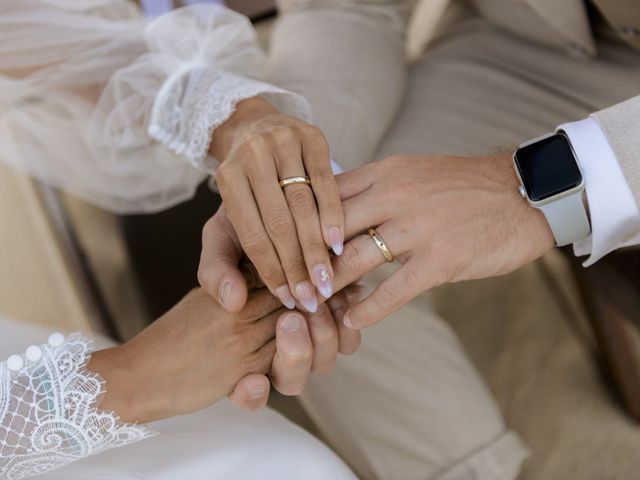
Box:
[560,95,640,265]
[268,0,418,171]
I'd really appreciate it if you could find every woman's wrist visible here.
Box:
[88,345,161,424]
[210,96,280,160]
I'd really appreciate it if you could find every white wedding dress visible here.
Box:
[0,2,354,478]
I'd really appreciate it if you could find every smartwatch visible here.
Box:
[513,132,591,246]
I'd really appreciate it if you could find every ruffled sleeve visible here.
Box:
[0,332,153,480]
[0,1,311,213]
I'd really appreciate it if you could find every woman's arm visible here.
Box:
[1,2,345,314]
[0,1,310,213]
[0,333,154,480]
[0,285,362,479]
[0,289,282,479]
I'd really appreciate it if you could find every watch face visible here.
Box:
[514,133,583,202]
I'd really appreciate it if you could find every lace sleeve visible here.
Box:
[0,2,311,214]
[0,333,153,480]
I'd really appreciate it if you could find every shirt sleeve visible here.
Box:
[0,2,310,214]
[558,118,640,266]
[0,332,154,480]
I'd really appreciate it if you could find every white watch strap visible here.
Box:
[539,191,591,246]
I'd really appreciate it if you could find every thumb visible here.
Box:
[198,205,248,312]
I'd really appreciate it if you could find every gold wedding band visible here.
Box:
[279,176,311,188]
[368,228,395,262]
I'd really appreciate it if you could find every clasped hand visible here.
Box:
[199,99,555,409]
[199,153,555,360]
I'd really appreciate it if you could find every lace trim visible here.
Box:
[0,334,154,480]
[148,65,311,171]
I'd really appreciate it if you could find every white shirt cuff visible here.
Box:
[558,118,640,266]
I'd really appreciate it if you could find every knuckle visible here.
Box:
[265,208,294,238]
[287,188,316,215]
[247,134,268,153]
[282,346,313,366]
[259,264,283,286]
[281,256,306,277]
[271,126,298,145]
[196,266,213,290]
[215,163,234,191]
[300,124,323,140]
[309,167,336,188]
[241,228,269,254]
[305,238,327,254]
[377,283,401,307]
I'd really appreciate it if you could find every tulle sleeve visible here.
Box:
[0,1,311,213]
[0,332,153,480]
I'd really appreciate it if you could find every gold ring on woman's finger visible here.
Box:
[279,176,311,188]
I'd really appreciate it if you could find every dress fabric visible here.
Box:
[0,317,357,480]
[0,1,311,214]
[0,331,153,480]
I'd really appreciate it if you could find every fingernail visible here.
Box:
[294,281,318,313]
[312,264,333,299]
[281,313,304,332]
[343,310,354,329]
[219,281,232,308]
[250,384,267,399]
[329,226,343,256]
[275,285,296,310]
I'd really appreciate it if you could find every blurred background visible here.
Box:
[1,1,639,478]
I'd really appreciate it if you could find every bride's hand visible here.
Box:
[89,286,363,422]
[210,97,343,314]
[198,206,363,370]
[89,288,284,423]
[332,154,554,330]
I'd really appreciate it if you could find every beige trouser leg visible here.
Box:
[301,264,528,480]
[298,13,640,480]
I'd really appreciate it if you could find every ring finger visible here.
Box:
[332,220,409,294]
[247,152,312,311]
[276,143,334,306]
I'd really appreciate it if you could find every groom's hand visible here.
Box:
[330,153,554,330]
[231,286,363,410]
